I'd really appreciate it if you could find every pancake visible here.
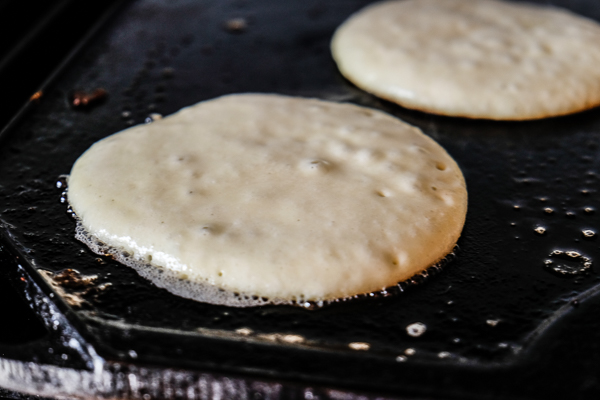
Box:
[67,94,467,306]
[331,0,600,120]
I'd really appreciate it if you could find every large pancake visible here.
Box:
[68,94,467,306]
[331,0,600,120]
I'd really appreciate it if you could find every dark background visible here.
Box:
[0,1,122,398]
[0,0,124,330]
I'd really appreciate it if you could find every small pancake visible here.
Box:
[68,94,467,306]
[331,0,600,120]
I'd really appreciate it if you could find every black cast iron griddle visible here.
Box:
[2,0,600,398]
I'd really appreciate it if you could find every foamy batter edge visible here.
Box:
[72,217,459,309]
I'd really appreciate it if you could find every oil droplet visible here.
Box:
[404,348,416,356]
[406,322,427,337]
[544,250,592,276]
[534,226,546,235]
[571,299,579,307]
[583,230,595,238]
[486,319,500,327]
[544,208,553,214]
[145,113,163,124]
[513,205,520,210]
[348,342,370,351]
[584,207,594,214]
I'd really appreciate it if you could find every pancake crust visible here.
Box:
[331,0,600,120]
[68,94,467,305]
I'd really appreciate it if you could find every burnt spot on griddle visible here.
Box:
[38,268,111,308]
[52,268,97,289]
[29,90,43,102]
[71,88,107,109]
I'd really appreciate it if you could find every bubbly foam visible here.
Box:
[74,218,458,308]
[75,221,281,307]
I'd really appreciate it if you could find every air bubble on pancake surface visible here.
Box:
[298,159,331,174]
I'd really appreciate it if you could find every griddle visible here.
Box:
[2,0,600,398]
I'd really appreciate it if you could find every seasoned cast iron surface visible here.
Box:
[2,0,600,397]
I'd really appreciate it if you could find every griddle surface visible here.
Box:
[2,0,600,398]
